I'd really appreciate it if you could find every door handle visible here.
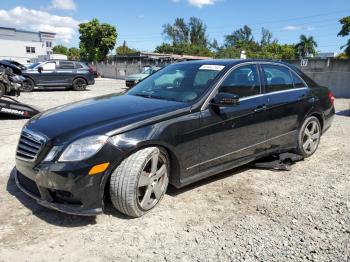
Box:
[254,104,267,112]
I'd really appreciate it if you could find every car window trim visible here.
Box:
[201,62,262,111]
[258,62,308,93]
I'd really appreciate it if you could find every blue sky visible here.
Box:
[0,0,349,53]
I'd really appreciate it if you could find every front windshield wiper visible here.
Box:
[133,93,153,98]
[132,93,183,102]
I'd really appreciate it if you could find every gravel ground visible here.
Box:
[0,80,349,262]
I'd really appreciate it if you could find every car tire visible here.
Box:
[72,78,87,91]
[22,78,35,92]
[109,147,169,217]
[0,83,6,97]
[295,116,321,157]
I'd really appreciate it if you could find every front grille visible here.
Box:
[16,130,45,161]
[17,171,41,197]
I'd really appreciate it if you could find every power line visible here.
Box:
[119,9,350,37]
[118,19,341,42]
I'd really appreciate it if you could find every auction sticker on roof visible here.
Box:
[199,65,225,71]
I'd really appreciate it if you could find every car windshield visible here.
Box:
[127,63,225,103]
[142,68,152,74]
[27,63,40,69]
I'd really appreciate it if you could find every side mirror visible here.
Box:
[37,66,43,73]
[210,92,240,107]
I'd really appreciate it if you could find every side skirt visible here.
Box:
[175,146,296,188]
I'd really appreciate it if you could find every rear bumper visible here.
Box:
[322,105,335,134]
[88,77,95,85]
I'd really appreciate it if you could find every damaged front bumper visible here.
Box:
[14,159,108,216]
[14,169,102,216]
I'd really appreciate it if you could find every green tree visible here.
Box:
[67,47,80,61]
[215,26,296,60]
[189,17,208,47]
[295,35,318,58]
[116,41,138,55]
[52,45,68,55]
[337,16,350,56]
[79,18,117,62]
[215,47,240,58]
[155,43,212,57]
[260,28,274,46]
[157,17,211,56]
[162,18,190,45]
[224,25,254,48]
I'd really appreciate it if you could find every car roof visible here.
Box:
[46,60,80,63]
[175,59,289,67]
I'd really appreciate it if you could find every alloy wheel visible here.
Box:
[74,79,86,90]
[137,151,168,211]
[302,120,320,154]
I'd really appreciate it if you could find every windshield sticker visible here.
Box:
[199,65,225,71]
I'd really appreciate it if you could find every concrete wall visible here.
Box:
[95,59,165,79]
[96,59,350,98]
[95,62,143,79]
[287,59,350,98]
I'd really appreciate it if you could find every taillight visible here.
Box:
[328,91,334,106]
[88,66,94,73]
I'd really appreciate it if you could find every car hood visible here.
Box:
[126,74,148,80]
[25,94,189,143]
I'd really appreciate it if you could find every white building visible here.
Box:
[0,26,55,64]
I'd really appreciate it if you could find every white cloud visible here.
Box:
[0,6,80,43]
[172,0,219,8]
[282,25,315,31]
[51,0,76,11]
[188,0,219,7]
[282,25,301,31]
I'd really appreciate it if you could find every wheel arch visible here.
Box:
[101,141,182,207]
[308,111,324,131]
[72,76,88,85]
[23,75,36,85]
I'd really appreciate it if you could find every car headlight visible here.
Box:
[58,135,108,162]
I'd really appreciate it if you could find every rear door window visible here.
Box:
[261,64,294,92]
[219,64,261,98]
[291,70,306,88]
[58,61,75,69]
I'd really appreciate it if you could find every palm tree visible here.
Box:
[296,35,318,58]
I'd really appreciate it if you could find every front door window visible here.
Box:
[219,64,261,98]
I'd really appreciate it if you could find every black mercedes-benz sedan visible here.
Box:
[15,59,335,217]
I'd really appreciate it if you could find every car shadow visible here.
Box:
[336,109,350,117]
[6,168,97,227]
